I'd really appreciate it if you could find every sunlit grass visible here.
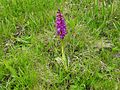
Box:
[0,0,120,90]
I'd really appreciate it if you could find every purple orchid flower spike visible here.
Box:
[56,9,67,39]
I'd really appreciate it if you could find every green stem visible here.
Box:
[61,40,67,71]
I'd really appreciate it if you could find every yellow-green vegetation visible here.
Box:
[0,0,120,90]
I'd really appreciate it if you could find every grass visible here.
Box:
[0,0,120,90]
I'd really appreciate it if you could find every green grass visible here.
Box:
[0,0,120,90]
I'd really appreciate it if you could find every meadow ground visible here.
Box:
[0,0,120,90]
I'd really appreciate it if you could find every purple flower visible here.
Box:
[56,9,67,39]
